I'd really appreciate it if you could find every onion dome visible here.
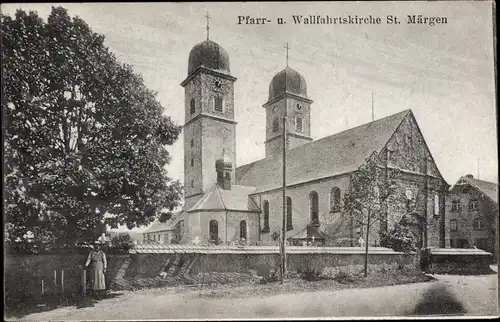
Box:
[188,39,230,76]
[268,67,307,101]
[215,150,233,171]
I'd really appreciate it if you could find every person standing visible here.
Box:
[85,242,107,299]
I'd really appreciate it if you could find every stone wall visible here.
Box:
[4,247,413,298]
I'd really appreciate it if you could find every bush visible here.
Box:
[380,224,416,254]
[109,233,134,253]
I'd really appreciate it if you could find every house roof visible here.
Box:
[188,184,261,212]
[452,176,498,204]
[236,109,412,192]
[143,212,181,234]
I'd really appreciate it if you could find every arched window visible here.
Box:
[190,98,195,115]
[286,197,293,231]
[310,191,319,224]
[240,220,247,240]
[263,200,270,231]
[295,116,303,132]
[330,187,341,212]
[209,220,219,242]
[272,118,279,133]
[434,194,439,215]
[224,172,230,180]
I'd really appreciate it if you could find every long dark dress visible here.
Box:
[85,250,107,290]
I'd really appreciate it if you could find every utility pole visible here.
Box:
[280,42,290,284]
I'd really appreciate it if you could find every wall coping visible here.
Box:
[429,247,492,256]
[131,245,409,255]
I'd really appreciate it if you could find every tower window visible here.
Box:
[272,118,279,133]
[213,96,223,112]
[191,180,194,188]
[190,139,194,148]
[191,157,194,167]
[190,98,195,115]
[296,116,303,132]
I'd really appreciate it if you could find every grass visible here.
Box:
[194,264,434,299]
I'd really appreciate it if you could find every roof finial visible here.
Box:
[284,42,290,67]
[205,11,211,40]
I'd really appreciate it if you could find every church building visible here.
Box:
[145,32,451,248]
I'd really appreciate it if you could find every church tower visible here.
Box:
[263,54,313,157]
[181,22,237,210]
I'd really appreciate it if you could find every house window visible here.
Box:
[190,98,195,115]
[451,200,461,211]
[434,194,439,215]
[209,220,219,242]
[213,96,223,112]
[295,116,303,132]
[240,220,247,240]
[330,187,341,213]
[286,197,293,231]
[263,200,270,232]
[310,191,319,224]
[450,219,457,232]
[272,118,279,133]
[474,218,485,230]
[469,199,478,211]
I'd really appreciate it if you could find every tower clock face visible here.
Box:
[213,78,224,91]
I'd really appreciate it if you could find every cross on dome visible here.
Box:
[204,11,211,40]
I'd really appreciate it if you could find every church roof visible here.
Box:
[188,184,261,212]
[236,109,412,192]
[268,67,308,102]
[188,39,230,76]
[451,176,498,204]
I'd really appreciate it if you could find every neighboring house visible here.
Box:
[146,34,450,248]
[142,215,185,244]
[447,175,498,257]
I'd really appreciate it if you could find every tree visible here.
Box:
[343,152,399,277]
[2,7,182,249]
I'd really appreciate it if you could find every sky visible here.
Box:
[3,2,497,230]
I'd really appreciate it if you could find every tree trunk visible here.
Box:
[364,211,371,277]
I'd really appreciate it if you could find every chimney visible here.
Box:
[215,149,232,190]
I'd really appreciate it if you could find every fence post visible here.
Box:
[82,269,86,297]
[61,269,65,295]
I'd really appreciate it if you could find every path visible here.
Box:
[8,273,498,320]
